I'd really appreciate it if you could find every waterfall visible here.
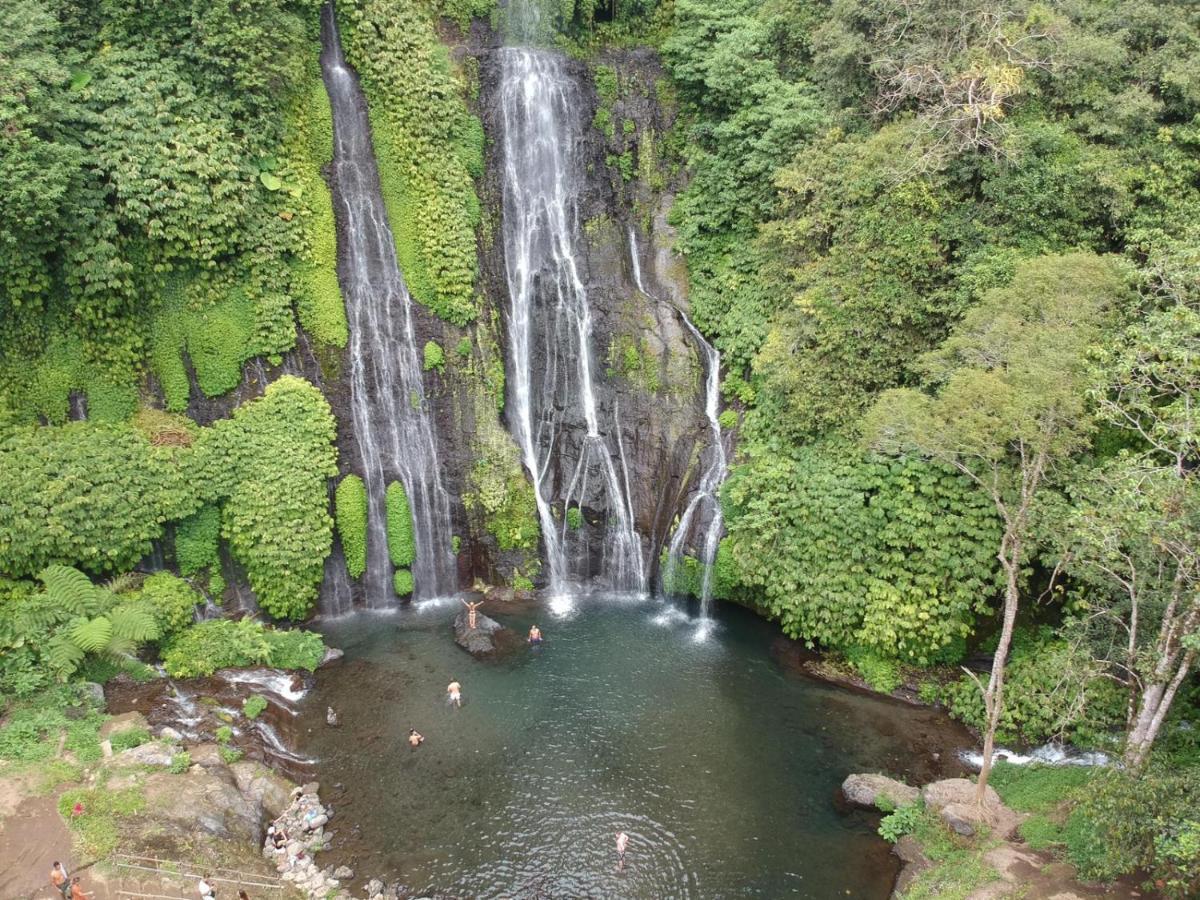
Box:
[319,4,456,602]
[629,230,728,614]
[498,48,646,596]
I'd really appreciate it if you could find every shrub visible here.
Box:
[219,746,244,764]
[175,506,220,576]
[161,619,325,678]
[135,572,200,641]
[566,506,583,529]
[455,337,472,357]
[718,409,738,430]
[879,803,923,842]
[108,727,151,753]
[393,568,414,598]
[335,475,368,579]
[386,481,415,567]
[423,340,445,373]
[169,752,192,774]
[845,646,903,694]
[215,725,233,745]
[242,695,268,719]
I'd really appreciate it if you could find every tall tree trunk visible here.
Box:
[1124,649,1195,769]
[976,536,1021,806]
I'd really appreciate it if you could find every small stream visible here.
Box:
[298,596,971,898]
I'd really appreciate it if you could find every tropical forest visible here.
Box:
[0,0,1198,897]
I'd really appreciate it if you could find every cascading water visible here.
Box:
[498,47,646,596]
[629,230,728,615]
[319,4,456,602]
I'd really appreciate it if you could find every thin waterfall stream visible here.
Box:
[498,47,645,596]
[319,4,456,603]
[628,230,729,615]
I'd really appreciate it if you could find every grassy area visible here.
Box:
[58,783,147,858]
[898,807,1003,900]
[989,762,1097,852]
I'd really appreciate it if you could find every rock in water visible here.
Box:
[454,609,507,655]
[841,773,920,810]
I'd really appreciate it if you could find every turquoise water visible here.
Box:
[301,594,967,898]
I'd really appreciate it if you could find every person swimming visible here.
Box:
[528,625,542,644]
[408,729,424,748]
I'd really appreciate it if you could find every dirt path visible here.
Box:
[0,792,115,900]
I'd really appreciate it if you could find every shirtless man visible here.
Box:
[528,625,543,644]
[50,862,69,899]
[615,831,629,869]
[461,598,483,630]
[447,680,462,707]
[408,729,424,748]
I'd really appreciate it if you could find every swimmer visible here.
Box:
[615,831,629,869]
[408,729,424,748]
[447,680,462,707]
[528,624,543,644]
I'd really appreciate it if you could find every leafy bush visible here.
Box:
[845,646,903,694]
[335,475,368,579]
[386,481,415,567]
[108,727,151,752]
[135,572,199,641]
[393,568,414,598]
[161,619,325,678]
[169,751,192,774]
[215,725,233,745]
[175,505,220,577]
[879,803,923,842]
[242,695,268,719]
[566,507,583,529]
[219,746,243,764]
[423,340,445,374]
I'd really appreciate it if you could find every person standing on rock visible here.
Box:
[447,680,462,707]
[461,598,483,630]
[50,861,69,899]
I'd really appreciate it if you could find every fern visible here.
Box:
[69,616,114,654]
[44,633,85,678]
[39,566,101,617]
[109,606,159,644]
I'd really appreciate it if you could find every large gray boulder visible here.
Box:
[842,773,920,810]
[454,609,507,655]
[142,769,263,843]
[230,760,294,819]
[108,740,175,768]
[921,778,1025,839]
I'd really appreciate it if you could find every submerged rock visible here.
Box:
[842,773,920,810]
[319,647,345,668]
[453,609,509,655]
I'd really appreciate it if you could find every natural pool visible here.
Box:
[299,594,971,898]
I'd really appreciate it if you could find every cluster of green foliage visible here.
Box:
[338,0,483,325]
[423,339,446,374]
[462,429,540,554]
[0,683,105,765]
[606,333,662,394]
[242,694,269,719]
[721,443,1000,663]
[161,617,325,678]
[658,540,737,600]
[58,783,146,858]
[386,481,416,567]
[939,627,1126,746]
[1,0,343,424]
[335,474,369,579]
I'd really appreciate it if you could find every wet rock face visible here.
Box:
[474,44,713,587]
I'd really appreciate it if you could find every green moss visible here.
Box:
[463,422,540,553]
[335,474,368,579]
[423,339,446,373]
[607,333,661,393]
[340,0,482,325]
[566,506,583,529]
[386,481,416,567]
[718,408,738,430]
[242,694,268,719]
[393,567,414,597]
[288,78,348,347]
[455,337,473,357]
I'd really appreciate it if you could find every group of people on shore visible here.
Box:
[49,862,90,900]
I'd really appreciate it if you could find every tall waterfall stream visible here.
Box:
[320,5,456,603]
[498,47,646,596]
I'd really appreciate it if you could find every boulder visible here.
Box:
[159,726,184,742]
[109,740,175,768]
[189,743,225,768]
[80,682,107,707]
[921,778,1025,840]
[319,647,345,668]
[842,773,919,810]
[231,760,295,819]
[142,769,263,843]
[891,834,932,898]
[453,609,507,655]
[100,711,149,741]
[333,866,354,880]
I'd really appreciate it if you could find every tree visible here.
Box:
[1066,301,1200,768]
[863,252,1124,802]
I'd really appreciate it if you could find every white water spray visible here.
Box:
[319,5,456,602]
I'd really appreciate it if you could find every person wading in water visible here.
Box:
[615,831,629,869]
[447,680,462,707]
